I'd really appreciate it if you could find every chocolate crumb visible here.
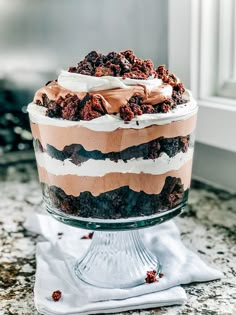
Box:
[81,232,94,239]
[145,270,158,283]
[52,290,62,301]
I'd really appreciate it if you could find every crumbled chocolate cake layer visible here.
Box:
[36,90,187,122]
[119,95,181,122]
[34,134,191,164]
[42,176,188,219]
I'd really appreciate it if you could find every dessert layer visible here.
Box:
[37,159,192,196]
[34,133,191,165]
[43,176,188,219]
[30,114,197,152]
[28,92,197,131]
[58,70,164,92]
[35,148,194,176]
[34,80,173,115]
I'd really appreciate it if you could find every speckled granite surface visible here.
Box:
[0,161,235,315]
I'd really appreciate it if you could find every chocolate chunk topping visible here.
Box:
[34,50,188,121]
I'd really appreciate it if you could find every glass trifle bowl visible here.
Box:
[28,50,198,288]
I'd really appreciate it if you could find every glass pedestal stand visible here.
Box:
[75,230,159,288]
[47,204,184,289]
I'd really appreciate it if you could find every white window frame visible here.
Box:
[168,0,236,153]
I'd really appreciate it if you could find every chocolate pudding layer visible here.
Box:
[30,113,196,153]
[37,159,192,197]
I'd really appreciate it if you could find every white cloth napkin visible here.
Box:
[25,214,223,315]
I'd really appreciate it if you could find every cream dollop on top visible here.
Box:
[58,70,165,93]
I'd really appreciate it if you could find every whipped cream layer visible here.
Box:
[37,159,192,197]
[35,148,194,177]
[58,70,164,92]
[28,97,197,132]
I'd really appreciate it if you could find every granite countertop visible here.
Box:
[0,158,235,315]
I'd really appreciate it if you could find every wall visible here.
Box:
[0,0,168,81]
[192,142,236,193]
[0,0,168,155]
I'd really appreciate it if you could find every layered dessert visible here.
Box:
[28,50,197,220]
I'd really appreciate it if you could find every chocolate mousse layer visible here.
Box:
[35,134,191,165]
[34,82,173,115]
[43,176,188,219]
[37,159,192,197]
[30,114,197,152]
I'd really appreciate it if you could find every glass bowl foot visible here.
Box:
[73,230,160,289]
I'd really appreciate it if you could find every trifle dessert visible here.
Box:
[28,50,197,221]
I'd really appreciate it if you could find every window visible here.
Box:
[168,0,236,153]
[218,0,236,98]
